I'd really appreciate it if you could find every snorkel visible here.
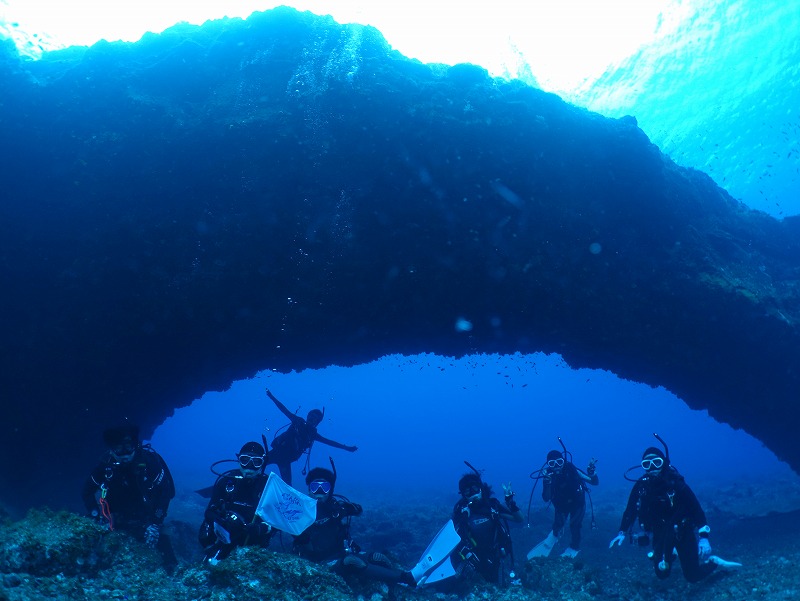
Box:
[653,432,670,467]
[623,432,671,482]
[329,455,337,482]
[261,434,270,474]
[464,460,481,477]
[558,437,573,465]
[549,437,572,475]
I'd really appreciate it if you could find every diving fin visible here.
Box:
[708,555,742,570]
[561,547,579,559]
[527,531,558,559]
[418,555,457,586]
[195,485,215,498]
[411,520,462,584]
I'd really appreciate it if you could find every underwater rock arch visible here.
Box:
[0,7,798,510]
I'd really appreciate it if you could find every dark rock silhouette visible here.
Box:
[0,7,798,511]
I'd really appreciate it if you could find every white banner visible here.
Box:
[255,472,317,535]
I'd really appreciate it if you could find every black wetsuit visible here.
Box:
[269,418,319,484]
[293,495,363,563]
[199,470,273,561]
[266,392,357,486]
[619,466,715,582]
[542,463,598,549]
[452,496,515,584]
[293,495,411,585]
[82,445,175,535]
[82,445,176,567]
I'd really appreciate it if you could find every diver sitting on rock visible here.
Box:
[82,424,176,566]
[293,461,416,588]
[198,441,274,563]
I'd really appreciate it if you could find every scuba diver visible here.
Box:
[451,464,524,585]
[82,424,176,568]
[266,388,358,485]
[198,441,274,563]
[528,439,598,559]
[292,461,416,588]
[608,434,741,582]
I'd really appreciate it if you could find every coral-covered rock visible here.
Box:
[0,510,105,576]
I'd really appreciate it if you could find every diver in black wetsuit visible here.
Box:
[198,441,274,562]
[609,437,741,581]
[293,464,415,587]
[82,424,176,568]
[266,389,357,485]
[451,471,523,585]
[539,449,598,558]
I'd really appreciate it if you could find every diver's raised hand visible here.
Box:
[503,482,520,512]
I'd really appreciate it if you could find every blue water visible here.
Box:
[568,0,800,219]
[153,352,795,503]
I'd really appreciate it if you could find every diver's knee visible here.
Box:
[342,554,368,571]
[368,552,391,568]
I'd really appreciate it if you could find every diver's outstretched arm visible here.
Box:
[266,389,295,420]
[315,432,357,452]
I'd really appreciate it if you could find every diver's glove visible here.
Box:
[340,501,363,516]
[247,521,272,542]
[609,531,626,548]
[587,459,597,477]
[144,524,160,549]
[698,538,712,562]
[502,483,520,512]
[697,525,711,561]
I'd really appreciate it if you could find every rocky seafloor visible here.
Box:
[2,478,800,601]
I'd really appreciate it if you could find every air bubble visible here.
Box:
[455,318,473,332]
